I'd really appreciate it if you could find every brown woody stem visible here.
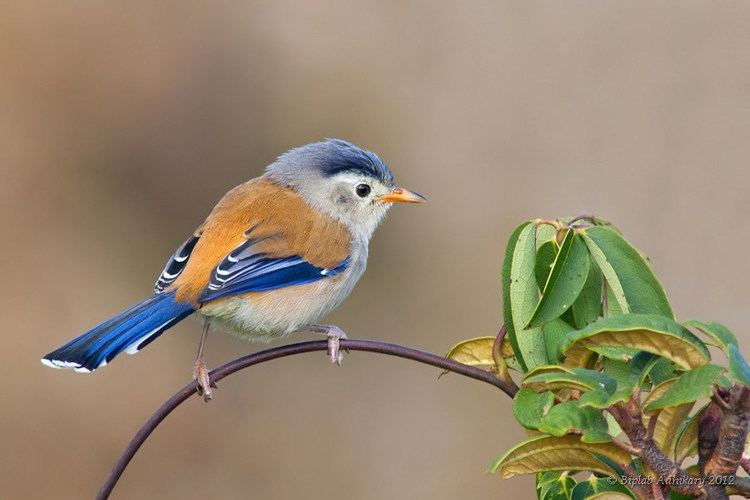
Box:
[610,397,705,497]
[704,385,750,490]
[96,339,517,499]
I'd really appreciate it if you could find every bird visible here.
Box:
[41,139,425,400]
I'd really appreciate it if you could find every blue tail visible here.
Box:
[42,292,194,373]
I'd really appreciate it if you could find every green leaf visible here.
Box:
[628,351,661,389]
[602,358,632,387]
[539,401,612,443]
[728,344,750,387]
[570,265,603,329]
[542,474,577,500]
[536,223,558,249]
[652,400,694,455]
[585,345,639,362]
[502,222,532,372]
[579,354,660,410]
[523,367,617,395]
[649,358,677,385]
[543,318,575,363]
[643,364,725,412]
[571,475,634,500]
[603,282,623,317]
[683,320,750,387]
[683,320,738,352]
[642,378,677,414]
[489,435,631,478]
[538,471,577,499]
[578,386,630,410]
[537,472,577,500]
[673,405,707,464]
[508,223,548,369]
[582,226,674,319]
[513,388,555,429]
[561,314,710,370]
[536,240,559,291]
[528,230,592,329]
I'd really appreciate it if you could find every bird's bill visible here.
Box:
[377,187,426,204]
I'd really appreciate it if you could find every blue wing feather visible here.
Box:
[199,237,350,302]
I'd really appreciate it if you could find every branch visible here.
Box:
[705,384,750,478]
[699,402,724,470]
[610,397,705,497]
[96,339,517,499]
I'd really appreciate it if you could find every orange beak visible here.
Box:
[377,187,426,204]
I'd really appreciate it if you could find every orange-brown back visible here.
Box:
[171,177,351,304]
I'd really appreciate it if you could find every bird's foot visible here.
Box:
[193,357,215,402]
[300,324,348,365]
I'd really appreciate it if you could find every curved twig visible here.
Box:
[97,339,517,499]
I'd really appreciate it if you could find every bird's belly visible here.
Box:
[197,272,359,342]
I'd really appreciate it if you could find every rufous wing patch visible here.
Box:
[171,177,351,305]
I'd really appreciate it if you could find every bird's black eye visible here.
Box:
[355,183,371,198]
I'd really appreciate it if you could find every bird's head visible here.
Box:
[265,139,425,239]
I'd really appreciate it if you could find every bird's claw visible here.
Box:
[327,328,348,366]
[193,358,213,402]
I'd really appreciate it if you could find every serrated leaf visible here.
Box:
[489,435,632,478]
[571,475,634,500]
[561,314,710,370]
[643,364,725,412]
[539,401,612,443]
[674,405,707,464]
[445,337,496,367]
[528,230,591,329]
[582,227,674,319]
[509,223,548,369]
[513,388,555,429]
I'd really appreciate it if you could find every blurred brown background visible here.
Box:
[2,1,749,499]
